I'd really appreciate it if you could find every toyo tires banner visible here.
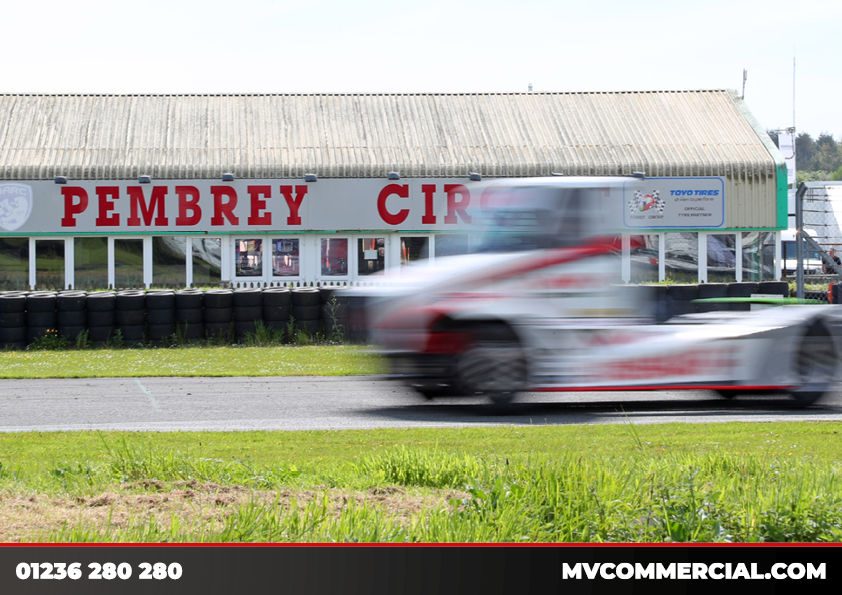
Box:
[623,176,725,229]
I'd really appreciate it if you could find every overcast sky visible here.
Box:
[5,0,841,138]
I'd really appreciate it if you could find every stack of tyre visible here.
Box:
[665,285,698,317]
[0,291,27,349]
[697,283,728,313]
[319,286,344,341]
[26,291,58,344]
[726,282,759,311]
[86,291,116,344]
[115,290,145,344]
[145,291,176,342]
[291,288,321,338]
[175,290,204,340]
[203,289,233,340]
[758,281,789,298]
[233,288,263,341]
[342,293,369,343]
[261,288,291,334]
[57,291,87,342]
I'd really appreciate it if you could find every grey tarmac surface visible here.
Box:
[2,376,842,432]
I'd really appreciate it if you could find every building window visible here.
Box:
[35,240,64,290]
[74,237,108,290]
[0,238,28,290]
[664,232,698,283]
[707,234,736,283]
[192,238,222,286]
[272,239,299,277]
[0,238,29,290]
[630,234,659,283]
[235,239,263,277]
[401,236,429,265]
[114,239,144,289]
[321,238,348,276]
[358,237,385,276]
[743,231,776,281]
[152,236,187,288]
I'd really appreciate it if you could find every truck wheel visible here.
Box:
[789,319,838,406]
[455,325,527,408]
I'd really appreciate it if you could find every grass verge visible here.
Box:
[0,346,383,378]
[1,422,841,542]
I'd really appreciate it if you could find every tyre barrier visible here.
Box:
[145,291,176,342]
[233,288,263,340]
[696,283,728,313]
[291,288,321,338]
[115,290,146,343]
[0,282,799,349]
[726,282,759,312]
[26,291,58,344]
[262,288,291,332]
[0,291,26,348]
[175,290,204,340]
[319,287,345,340]
[665,284,699,317]
[85,291,116,343]
[203,289,233,340]
[57,291,87,342]
[341,293,369,344]
[758,281,789,297]
[652,281,791,320]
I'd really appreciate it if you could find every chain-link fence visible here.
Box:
[795,182,842,299]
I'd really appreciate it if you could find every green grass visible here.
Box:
[0,345,383,378]
[2,423,842,542]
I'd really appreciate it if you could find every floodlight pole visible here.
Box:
[795,182,806,299]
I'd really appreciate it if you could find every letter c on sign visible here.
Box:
[377,184,410,225]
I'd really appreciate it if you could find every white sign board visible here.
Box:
[0,176,727,235]
[623,177,725,229]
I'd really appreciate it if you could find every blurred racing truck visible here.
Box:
[359,177,841,407]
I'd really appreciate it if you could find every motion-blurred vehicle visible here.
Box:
[362,177,841,407]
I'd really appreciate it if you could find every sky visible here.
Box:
[5,0,842,138]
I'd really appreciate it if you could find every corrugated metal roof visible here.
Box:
[0,91,776,180]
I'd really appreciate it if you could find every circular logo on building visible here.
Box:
[0,183,33,231]
[628,190,664,215]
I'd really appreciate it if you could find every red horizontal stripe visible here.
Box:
[533,385,792,392]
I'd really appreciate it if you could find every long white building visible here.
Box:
[0,91,786,290]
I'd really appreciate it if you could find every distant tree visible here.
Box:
[795,132,816,170]
[814,133,842,172]
[797,170,832,183]
[832,166,842,181]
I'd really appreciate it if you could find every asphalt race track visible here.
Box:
[1,376,842,432]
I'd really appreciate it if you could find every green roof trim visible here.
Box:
[776,163,788,229]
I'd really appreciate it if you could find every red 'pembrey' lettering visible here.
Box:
[175,186,202,226]
[126,186,168,226]
[95,186,120,226]
[378,184,410,225]
[444,184,471,224]
[210,186,238,226]
[60,187,88,227]
[280,185,307,225]
[421,184,437,224]
[247,185,272,226]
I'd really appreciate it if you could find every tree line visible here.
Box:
[767,131,842,182]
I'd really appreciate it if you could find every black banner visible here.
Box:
[1,544,841,594]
